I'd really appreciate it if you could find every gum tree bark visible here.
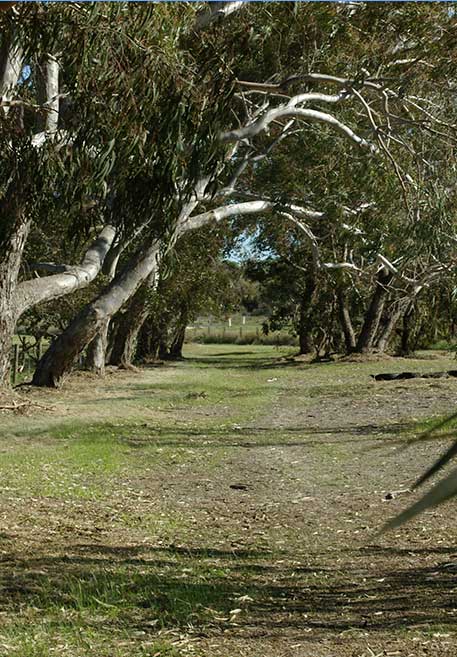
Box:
[0,50,115,385]
[0,184,31,386]
[374,299,408,354]
[355,270,392,353]
[0,37,27,385]
[399,302,415,355]
[136,313,165,362]
[0,223,116,385]
[108,273,155,369]
[169,309,188,360]
[85,319,110,376]
[32,240,161,387]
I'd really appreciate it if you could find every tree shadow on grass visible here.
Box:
[30,418,416,450]
[1,540,457,637]
[182,355,300,370]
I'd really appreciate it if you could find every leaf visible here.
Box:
[413,438,457,490]
[383,466,457,532]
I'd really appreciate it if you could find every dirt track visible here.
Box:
[1,346,457,656]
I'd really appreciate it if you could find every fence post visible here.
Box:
[12,344,19,385]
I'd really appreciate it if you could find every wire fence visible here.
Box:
[185,315,297,346]
[10,338,44,385]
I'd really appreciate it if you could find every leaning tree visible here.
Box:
[25,2,457,385]
[0,3,184,386]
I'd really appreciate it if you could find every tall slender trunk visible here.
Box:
[136,317,157,362]
[109,272,156,369]
[86,319,110,376]
[297,273,317,355]
[169,310,188,360]
[355,270,392,353]
[0,187,30,386]
[337,288,356,352]
[374,299,407,354]
[109,304,149,369]
[400,302,415,355]
[32,241,160,387]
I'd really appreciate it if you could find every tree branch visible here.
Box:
[0,34,22,117]
[194,1,246,30]
[36,54,59,135]
[15,224,116,316]
[221,106,378,153]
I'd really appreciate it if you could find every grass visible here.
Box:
[1,344,457,655]
[186,314,297,346]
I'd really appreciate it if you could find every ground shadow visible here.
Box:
[1,540,457,637]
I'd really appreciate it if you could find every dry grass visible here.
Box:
[1,344,457,656]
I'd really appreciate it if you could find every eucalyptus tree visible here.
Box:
[0,3,189,386]
[31,3,236,387]
[33,2,457,385]
[218,2,457,356]
[109,225,241,367]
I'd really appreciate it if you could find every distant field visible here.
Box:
[186,314,297,345]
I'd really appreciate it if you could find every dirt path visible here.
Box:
[1,346,457,656]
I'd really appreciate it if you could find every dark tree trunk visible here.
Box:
[136,319,155,362]
[168,311,188,360]
[400,302,415,355]
[137,316,163,362]
[109,308,149,368]
[105,316,119,364]
[374,300,407,354]
[158,340,170,360]
[337,288,356,352]
[298,330,313,355]
[108,278,154,369]
[86,319,110,376]
[297,274,317,355]
[355,270,392,353]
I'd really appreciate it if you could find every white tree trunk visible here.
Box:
[14,225,116,317]
[32,240,161,387]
